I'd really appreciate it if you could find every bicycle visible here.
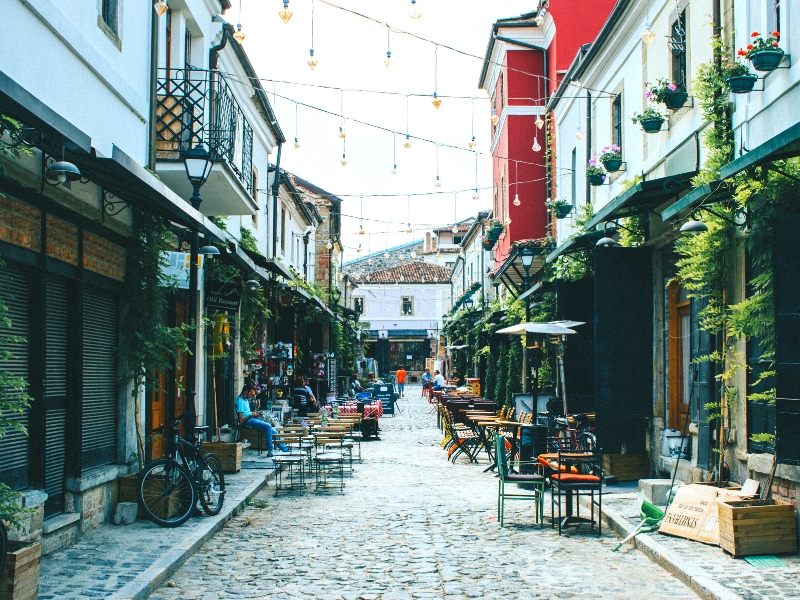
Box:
[550,413,597,452]
[136,414,226,527]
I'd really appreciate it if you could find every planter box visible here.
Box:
[641,118,664,133]
[118,473,149,518]
[718,498,798,558]
[750,50,784,72]
[202,442,242,474]
[0,541,40,600]
[728,74,758,94]
[603,453,649,482]
[663,91,688,110]
[586,175,605,187]
[601,158,622,172]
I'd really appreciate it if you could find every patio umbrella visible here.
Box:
[495,322,577,336]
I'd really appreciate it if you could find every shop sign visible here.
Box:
[373,384,394,415]
[206,282,241,311]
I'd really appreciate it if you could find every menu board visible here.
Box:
[327,356,337,395]
[373,384,395,415]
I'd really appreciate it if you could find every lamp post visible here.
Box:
[519,247,535,394]
[182,144,213,425]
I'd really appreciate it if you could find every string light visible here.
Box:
[392,133,397,174]
[576,126,583,141]
[642,21,656,45]
[341,135,347,166]
[384,25,393,68]
[404,96,412,148]
[307,0,318,69]
[469,98,476,149]
[513,160,521,206]
[535,115,544,129]
[326,241,333,249]
[472,153,479,200]
[154,0,168,16]
[339,91,346,138]
[431,46,441,109]
[406,196,413,234]
[409,0,422,19]
[532,136,541,152]
[490,108,500,126]
[233,23,246,44]
[435,145,442,188]
[294,103,300,148]
[279,0,293,23]
[452,193,459,233]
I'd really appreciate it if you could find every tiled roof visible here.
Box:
[354,261,452,284]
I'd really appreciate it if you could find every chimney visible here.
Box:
[425,232,431,253]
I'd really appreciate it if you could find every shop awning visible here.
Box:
[545,231,605,263]
[720,121,800,180]
[242,247,295,281]
[290,285,335,317]
[660,180,735,221]
[490,243,546,296]
[583,172,696,231]
[517,280,555,302]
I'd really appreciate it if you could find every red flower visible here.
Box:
[737,48,746,56]
[747,44,754,50]
[751,31,760,37]
[774,42,779,47]
[772,31,780,38]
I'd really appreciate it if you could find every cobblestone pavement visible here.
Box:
[151,386,697,600]
[603,493,800,600]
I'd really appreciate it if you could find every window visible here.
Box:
[611,95,622,153]
[571,148,577,206]
[401,296,414,316]
[446,261,455,269]
[452,236,463,244]
[746,253,775,452]
[670,11,687,92]
[499,72,505,110]
[251,167,259,227]
[768,0,781,36]
[668,282,691,430]
[354,298,364,314]
[165,9,172,71]
[184,28,192,66]
[101,0,118,35]
[280,207,286,253]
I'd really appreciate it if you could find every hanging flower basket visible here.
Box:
[587,174,605,187]
[663,91,689,110]
[552,203,574,218]
[727,74,758,94]
[640,117,664,133]
[601,158,623,172]
[749,49,784,71]
[483,238,496,250]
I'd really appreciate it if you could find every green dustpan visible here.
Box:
[612,500,665,552]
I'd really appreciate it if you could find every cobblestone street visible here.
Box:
[151,385,697,600]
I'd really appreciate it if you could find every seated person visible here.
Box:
[235,385,287,457]
[421,367,433,389]
[450,368,466,388]
[300,376,319,413]
[363,372,377,389]
[350,370,364,396]
[432,369,446,390]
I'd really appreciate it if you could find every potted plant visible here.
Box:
[486,219,505,241]
[546,198,574,218]
[722,55,758,93]
[585,159,607,187]
[739,31,784,71]
[632,106,666,133]
[482,237,496,251]
[646,78,688,110]
[598,144,622,172]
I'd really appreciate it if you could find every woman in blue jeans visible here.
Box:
[235,385,286,457]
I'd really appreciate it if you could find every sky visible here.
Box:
[230,0,536,261]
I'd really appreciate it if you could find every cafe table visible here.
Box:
[463,413,500,464]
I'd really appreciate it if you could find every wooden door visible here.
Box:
[668,282,691,432]
[149,371,167,459]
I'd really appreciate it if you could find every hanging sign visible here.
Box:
[205,282,241,311]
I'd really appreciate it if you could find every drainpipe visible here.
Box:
[271,144,283,258]
[148,6,159,169]
[303,231,310,280]
[584,90,592,207]
[208,22,233,152]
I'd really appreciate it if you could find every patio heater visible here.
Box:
[519,247,536,393]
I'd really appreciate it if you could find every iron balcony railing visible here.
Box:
[156,68,253,194]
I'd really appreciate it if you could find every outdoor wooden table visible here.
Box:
[538,452,596,529]
[464,414,500,464]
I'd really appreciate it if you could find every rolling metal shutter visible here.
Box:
[81,287,118,470]
[45,278,68,514]
[0,265,30,489]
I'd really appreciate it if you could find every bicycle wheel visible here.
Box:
[198,453,226,516]
[137,459,197,527]
[0,520,7,574]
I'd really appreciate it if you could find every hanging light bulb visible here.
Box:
[384,251,390,258]
[357,245,362,253]
[384,51,393,69]
[278,0,293,23]
[341,154,347,167]
[576,126,584,141]
[534,15,544,27]
[326,241,333,250]
[403,134,412,149]
[642,22,656,45]
[410,251,417,259]
[532,137,542,152]
[398,254,405,261]
[490,109,500,126]
[154,0,168,16]
[435,176,442,188]
[504,216,512,225]
[339,126,345,139]
[472,191,479,201]
[452,224,459,234]
[535,114,544,129]
[359,226,365,236]
[409,0,422,19]
[431,92,441,109]
[513,194,521,206]
[391,164,397,175]
[307,49,318,70]
[406,223,413,234]
[436,252,441,259]
[294,138,300,149]
[469,136,476,150]
[368,258,373,265]
[233,24,246,44]
[459,250,464,258]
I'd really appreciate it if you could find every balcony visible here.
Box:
[155,69,257,216]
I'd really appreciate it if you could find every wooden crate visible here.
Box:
[117,473,148,518]
[718,498,798,558]
[603,453,649,482]
[202,442,242,474]
[0,541,40,600]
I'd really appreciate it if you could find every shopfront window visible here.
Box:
[389,341,427,372]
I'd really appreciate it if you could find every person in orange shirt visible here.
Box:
[395,366,407,397]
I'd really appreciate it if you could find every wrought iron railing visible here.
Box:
[156,69,253,195]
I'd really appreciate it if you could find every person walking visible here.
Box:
[235,385,286,457]
[395,366,407,397]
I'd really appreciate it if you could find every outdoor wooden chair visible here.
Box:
[312,432,346,492]
[549,449,603,535]
[442,408,479,463]
[494,433,545,526]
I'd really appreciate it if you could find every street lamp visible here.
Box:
[182,144,213,426]
[519,246,536,394]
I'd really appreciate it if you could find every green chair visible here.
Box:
[494,433,545,526]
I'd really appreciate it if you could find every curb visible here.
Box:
[110,468,279,600]
[582,497,742,600]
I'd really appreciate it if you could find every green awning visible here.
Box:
[720,121,800,180]
[660,180,734,221]
[545,231,605,263]
[583,172,696,231]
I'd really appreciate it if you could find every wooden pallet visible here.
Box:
[202,442,242,474]
[718,498,798,558]
[603,453,649,482]
[0,541,40,600]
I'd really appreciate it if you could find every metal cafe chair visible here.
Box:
[549,449,603,535]
[493,434,545,526]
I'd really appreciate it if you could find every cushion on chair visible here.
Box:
[504,473,544,483]
[551,473,601,483]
